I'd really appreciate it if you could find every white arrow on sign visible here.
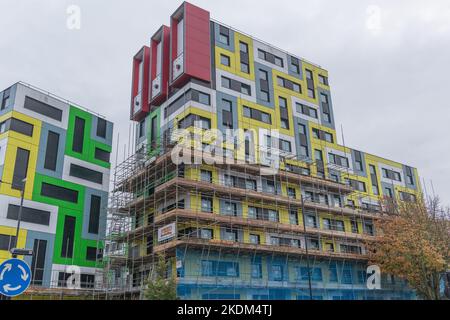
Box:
[0,264,12,281]
[3,284,22,293]
[18,265,29,281]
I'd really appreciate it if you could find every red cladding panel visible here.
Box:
[150,26,170,106]
[184,2,210,82]
[130,46,150,121]
[170,2,211,87]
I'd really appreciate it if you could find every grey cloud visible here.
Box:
[0,0,449,205]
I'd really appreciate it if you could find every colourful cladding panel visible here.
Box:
[131,46,150,121]
[170,2,211,87]
[184,2,211,82]
[150,26,171,106]
[65,105,110,168]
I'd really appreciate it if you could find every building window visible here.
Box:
[240,83,251,95]
[73,116,85,153]
[12,147,30,190]
[351,219,359,233]
[88,195,101,234]
[305,69,315,98]
[242,106,272,124]
[382,168,402,181]
[290,57,300,74]
[200,228,213,240]
[219,26,230,45]
[239,41,248,53]
[41,182,78,203]
[305,214,317,228]
[200,170,212,183]
[0,234,16,251]
[223,228,238,242]
[1,88,11,110]
[61,216,76,258]
[220,54,230,67]
[328,153,349,168]
[287,187,296,199]
[318,74,329,85]
[7,204,50,226]
[249,234,260,244]
[251,262,262,279]
[221,76,231,89]
[222,201,238,216]
[96,118,107,138]
[31,239,47,285]
[24,96,63,121]
[44,131,59,171]
[95,148,110,163]
[280,139,292,152]
[86,247,99,261]
[241,62,249,74]
[369,164,379,195]
[69,163,103,185]
[138,119,145,138]
[259,69,268,81]
[289,210,298,225]
[201,196,213,213]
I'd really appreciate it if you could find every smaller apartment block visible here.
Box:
[106,2,422,300]
[0,82,113,293]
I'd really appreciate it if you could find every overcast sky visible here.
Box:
[1,0,449,206]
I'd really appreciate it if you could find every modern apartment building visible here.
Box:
[106,2,421,300]
[0,82,113,295]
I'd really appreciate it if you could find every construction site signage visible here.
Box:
[158,222,176,242]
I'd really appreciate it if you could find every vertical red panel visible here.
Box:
[130,46,150,121]
[170,2,211,88]
[184,2,211,83]
[150,26,170,106]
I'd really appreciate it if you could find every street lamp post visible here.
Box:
[0,178,28,258]
[12,180,26,258]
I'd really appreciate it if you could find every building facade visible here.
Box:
[106,2,421,300]
[0,82,113,294]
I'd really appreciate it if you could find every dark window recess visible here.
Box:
[0,234,16,251]
[58,272,95,289]
[164,89,211,119]
[221,76,251,96]
[178,114,211,130]
[88,195,101,234]
[72,117,85,153]
[1,88,11,110]
[24,96,63,121]
[12,147,29,190]
[61,216,76,258]
[7,204,51,226]
[69,163,103,184]
[150,116,158,148]
[44,131,59,171]
[96,118,107,138]
[41,182,78,203]
[86,246,100,261]
[139,119,145,138]
[31,239,47,286]
[94,148,110,163]
[9,118,34,136]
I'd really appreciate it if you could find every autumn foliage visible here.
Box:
[368,197,450,300]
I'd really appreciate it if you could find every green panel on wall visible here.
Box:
[147,107,161,157]
[65,105,111,168]
[32,173,103,268]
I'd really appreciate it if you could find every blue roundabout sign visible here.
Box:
[0,258,32,297]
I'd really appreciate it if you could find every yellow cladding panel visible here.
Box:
[0,111,41,200]
[233,32,255,80]
[302,61,330,92]
[0,226,27,263]
[214,32,255,81]
[273,90,295,137]
[272,69,306,101]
